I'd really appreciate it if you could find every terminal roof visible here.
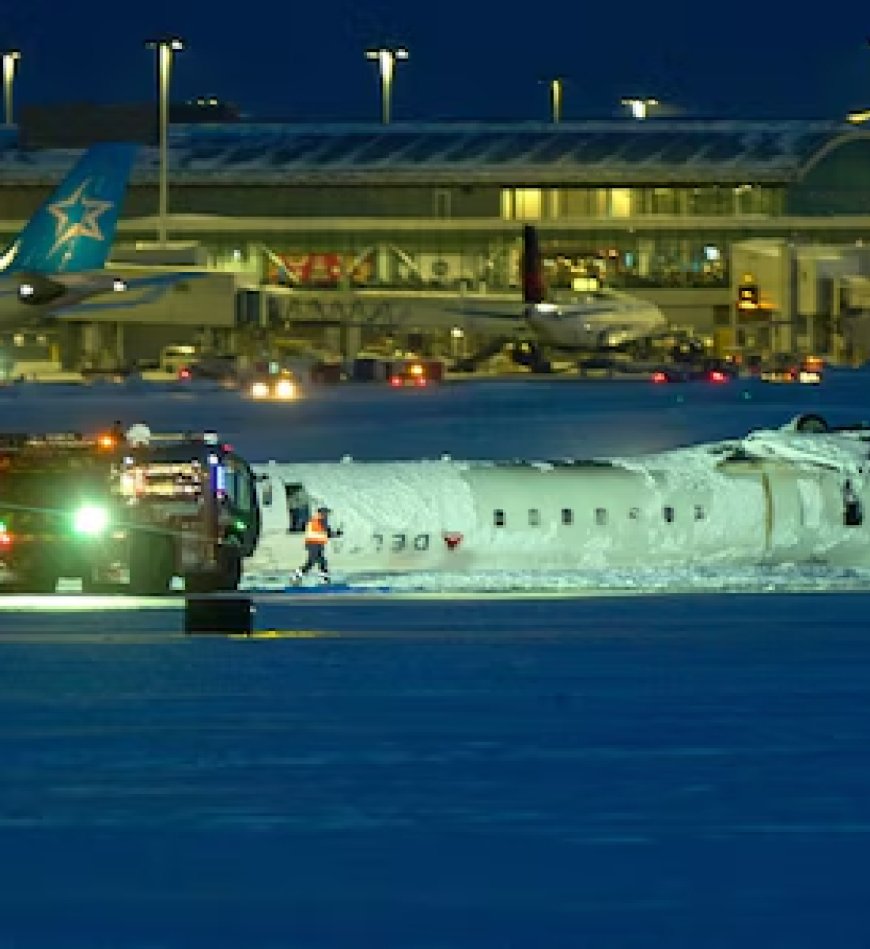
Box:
[0,120,864,185]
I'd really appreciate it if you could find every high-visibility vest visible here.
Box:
[305,515,329,545]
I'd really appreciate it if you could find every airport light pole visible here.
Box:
[2,50,20,127]
[365,46,408,124]
[146,36,183,245]
[548,78,563,124]
[620,96,659,119]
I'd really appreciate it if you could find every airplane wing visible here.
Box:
[49,271,208,315]
[441,304,527,322]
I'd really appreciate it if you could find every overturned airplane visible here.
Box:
[247,414,870,580]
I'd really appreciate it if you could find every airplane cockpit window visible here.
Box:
[286,484,310,533]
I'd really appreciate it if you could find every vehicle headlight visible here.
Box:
[275,378,296,399]
[73,504,109,536]
[251,381,270,399]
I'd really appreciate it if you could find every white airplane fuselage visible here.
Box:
[0,272,128,325]
[246,424,870,579]
[526,290,668,351]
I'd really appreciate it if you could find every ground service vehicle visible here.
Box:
[160,344,198,374]
[248,368,299,400]
[388,359,443,387]
[0,428,260,594]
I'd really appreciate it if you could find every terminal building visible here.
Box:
[1,113,869,370]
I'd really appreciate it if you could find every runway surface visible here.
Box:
[1,591,870,946]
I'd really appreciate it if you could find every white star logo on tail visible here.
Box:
[47,180,113,258]
[0,239,18,271]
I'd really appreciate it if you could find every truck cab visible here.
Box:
[113,430,260,593]
[0,427,260,594]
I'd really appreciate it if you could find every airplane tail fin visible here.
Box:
[2,143,138,275]
[521,224,545,305]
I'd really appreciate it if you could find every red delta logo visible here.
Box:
[443,531,463,551]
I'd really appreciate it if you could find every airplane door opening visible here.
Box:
[286,483,311,533]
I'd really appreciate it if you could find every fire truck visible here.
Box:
[0,427,260,594]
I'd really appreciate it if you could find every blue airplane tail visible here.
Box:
[1,142,138,275]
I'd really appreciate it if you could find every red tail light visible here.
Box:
[708,370,729,383]
[651,371,668,384]
[389,376,402,387]
[178,367,191,380]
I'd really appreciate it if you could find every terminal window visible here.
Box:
[434,190,451,219]
[609,189,632,218]
[502,188,542,221]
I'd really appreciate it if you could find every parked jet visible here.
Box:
[0,142,138,321]
[458,225,670,370]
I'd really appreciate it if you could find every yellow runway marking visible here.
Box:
[228,629,334,640]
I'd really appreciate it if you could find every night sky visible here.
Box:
[4,0,870,123]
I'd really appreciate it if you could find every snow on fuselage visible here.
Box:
[246,421,870,577]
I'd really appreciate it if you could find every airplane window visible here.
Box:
[528,508,540,527]
[594,507,608,526]
[694,505,705,521]
[628,507,640,520]
[561,508,573,525]
[494,509,505,527]
[663,506,675,523]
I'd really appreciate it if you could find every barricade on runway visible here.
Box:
[185,595,254,636]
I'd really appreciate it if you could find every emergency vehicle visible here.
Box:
[0,427,259,594]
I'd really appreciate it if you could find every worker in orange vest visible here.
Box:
[291,506,341,584]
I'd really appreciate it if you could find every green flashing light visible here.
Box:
[72,504,110,536]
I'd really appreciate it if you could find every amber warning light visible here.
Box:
[737,274,761,311]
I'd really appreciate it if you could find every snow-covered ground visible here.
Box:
[1,372,870,945]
